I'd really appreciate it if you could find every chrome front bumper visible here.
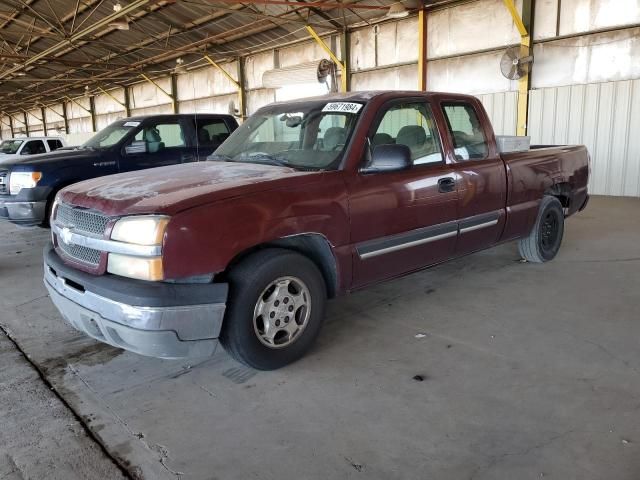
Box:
[44,248,227,359]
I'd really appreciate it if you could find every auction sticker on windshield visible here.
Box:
[322,102,362,114]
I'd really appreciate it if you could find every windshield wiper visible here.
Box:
[207,153,233,162]
[240,152,290,167]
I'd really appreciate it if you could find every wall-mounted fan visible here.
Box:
[228,100,240,117]
[500,46,534,80]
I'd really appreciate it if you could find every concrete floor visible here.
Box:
[0,195,639,479]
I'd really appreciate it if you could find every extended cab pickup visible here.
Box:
[44,91,589,370]
[0,113,237,226]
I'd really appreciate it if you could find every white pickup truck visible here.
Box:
[0,136,66,163]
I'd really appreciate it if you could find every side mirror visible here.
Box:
[125,140,147,155]
[361,144,411,174]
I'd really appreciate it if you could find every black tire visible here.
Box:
[220,248,327,370]
[518,196,564,263]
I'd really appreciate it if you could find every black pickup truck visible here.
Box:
[0,113,238,226]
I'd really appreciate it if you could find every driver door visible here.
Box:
[119,119,192,172]
[347,99,459,288]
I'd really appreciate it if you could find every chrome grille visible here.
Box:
[56,203,109,235]
[58,240,101,267]
[0,171,7,195]
[54,202,110,268]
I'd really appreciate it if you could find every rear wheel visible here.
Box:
[220,248,327,370]
[518,196,564,263]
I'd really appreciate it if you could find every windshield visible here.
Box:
[83,120,140,149]
[212,100,364,170]
[0,139,23,154]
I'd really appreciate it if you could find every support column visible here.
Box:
[61,102,70,134]
[340,29,350,92]
[170,74,179,114]
[9,116,15,137]
[237,57,247,120]
[418,6,428,91]
[89,96,97,132]
[503,0,534,136]
[41,107,48,136]
[123,86,132,117]
[23,112,29,137]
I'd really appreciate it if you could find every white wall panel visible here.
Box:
[44,105,65,125]
[279,38,339,68]
[351,64,418,90]
[130,104,173,116]
[179,94,238,114]
[477,91,518,135]
[559,0,640,35]
[95,89,126,114]
[68,116,93,134]
[245,52,274,89]
[427,50,517,94]
[377,19,418,66]
[96,112,126,131]
[176,62,238,101]
[528,79,640,197]
[428,0,522,58]
[66,98,91,119]
[351,27,376,71]
[532,27,640,88]
[534,0,560,40]
[246,89,276,115]
[131,77,172,110]
[26,109,43,128]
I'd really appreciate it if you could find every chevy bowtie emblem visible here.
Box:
[60,227,74,245]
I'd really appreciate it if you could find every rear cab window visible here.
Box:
[47,139,63,151]
[442,103,488,160]
[195,119,231,146]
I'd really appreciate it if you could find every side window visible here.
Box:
[134,122,185,153]
[22,140,46,155]
[442,103,488,160]
[371,102,443,165]
[317,114,347,151]
[195,119,230,146]
[47,139,62,151]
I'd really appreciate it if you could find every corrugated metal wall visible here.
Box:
[477,91,518,136]
[529,79,640,197]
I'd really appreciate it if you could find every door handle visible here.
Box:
[438,177,455,193]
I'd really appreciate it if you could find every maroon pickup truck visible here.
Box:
[44,91,589,370]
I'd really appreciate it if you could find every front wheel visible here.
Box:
[220,248,327,370]
[518,196,565,263]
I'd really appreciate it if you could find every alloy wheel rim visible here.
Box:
[253,276,311,349]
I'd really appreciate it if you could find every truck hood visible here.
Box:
[0,147,99,169]
[59,161,323,216]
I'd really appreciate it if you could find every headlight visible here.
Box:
[10,171,42,195]
[111,215,169,246]
[108,215,169,281]
[107,253,163,281]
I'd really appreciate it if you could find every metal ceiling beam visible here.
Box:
[0,0,150,80]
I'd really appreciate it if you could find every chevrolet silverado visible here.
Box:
[43,91,589,370]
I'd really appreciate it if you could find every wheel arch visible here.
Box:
[544,182,572,210]
[223,233,339,298]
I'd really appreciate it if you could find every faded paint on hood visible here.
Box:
[59,161,323,216]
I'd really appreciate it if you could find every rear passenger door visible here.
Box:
[440,100,507,255]
[348,99,459,288]
[119,119,191,172]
